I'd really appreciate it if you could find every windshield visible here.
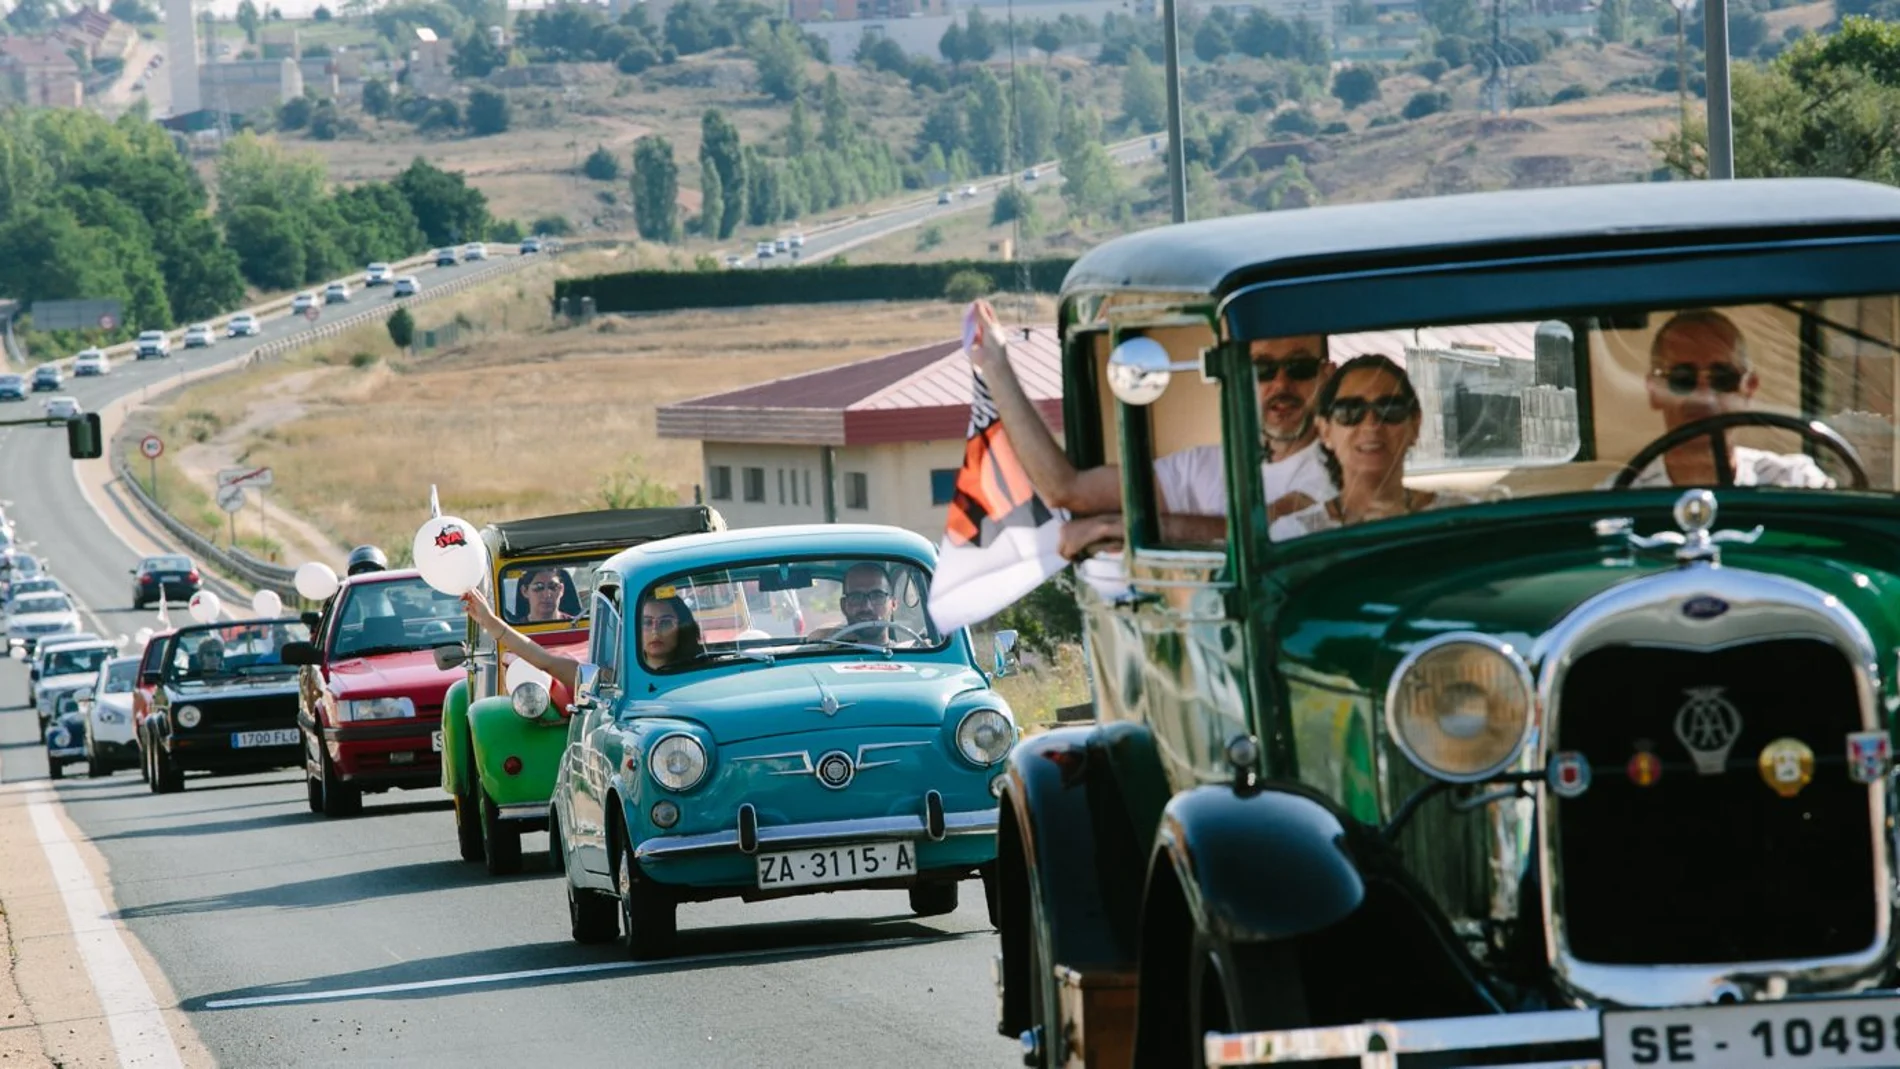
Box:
[140,555,191,572]
[496,553,614,627]
[45,647,110,675]
[103,660,137,693]
[165,620,311,683]
[13,595,69,615]
[1189,298,1900,545]
[329,577,466,657]
[8,579,59,600]
[638,556,944,672]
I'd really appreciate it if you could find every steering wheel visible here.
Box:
[1611,411,1869,491]
[827,620,928,645]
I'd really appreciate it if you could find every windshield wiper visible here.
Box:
[340,644,420,658]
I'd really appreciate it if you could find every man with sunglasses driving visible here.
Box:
[969,302,1336,559]
[1626,310,1834,489]
[808,563,909,645]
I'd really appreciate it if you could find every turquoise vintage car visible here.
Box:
[551,524,1017,958]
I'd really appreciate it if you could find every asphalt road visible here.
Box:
[0,257,1017,1067]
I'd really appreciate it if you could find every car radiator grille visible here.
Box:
[1552,638,1875,965]
[183,695,299,733]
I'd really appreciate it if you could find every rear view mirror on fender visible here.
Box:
[278,641,321,666]
[431,643,467,671]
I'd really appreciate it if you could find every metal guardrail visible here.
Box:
[107,251,550,597]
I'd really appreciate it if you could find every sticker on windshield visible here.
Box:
[830,663,917,674]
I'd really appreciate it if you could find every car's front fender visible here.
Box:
[468,694,569,806]
[1153,784,1366,945]
[439,678,472,797]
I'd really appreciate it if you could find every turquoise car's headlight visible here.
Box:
[649,733,708,792]
[955,708,1014,766]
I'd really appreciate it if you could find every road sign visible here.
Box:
[30,299,123,332]
[303,305,320,321]
[217,466,273,488]
[139,435,163,460]
[216,484,245,513]
[99,313,118,330]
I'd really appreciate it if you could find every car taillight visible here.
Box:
[140,574,155,584]
[503,756,522,776]
[186,570,199,582]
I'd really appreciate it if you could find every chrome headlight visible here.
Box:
[339,697,415,722]
[174,704,202,729]
[50,728,70,747]
[955,708,1015,766]
[648,733,708,792]
[1386,634,1536,782]
[510,680,549,720]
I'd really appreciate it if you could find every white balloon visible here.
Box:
[294,561,340,602]
[252,589,284,618]
[504,657,552,696]
[188,590,222,624]
[134,627,154,647]
[412,515,487,597]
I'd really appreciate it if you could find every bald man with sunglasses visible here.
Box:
[968,303,1337,560]
[1625,310,1834,489]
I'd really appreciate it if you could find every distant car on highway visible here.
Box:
[131,553,200,610]
[7,593,82,662]
[143,618,312,794]
[33,637,114,730]
[43,396,81,421]
[365,262,392,286]
[183,323,214,348]
[774,237,789,253]
[393,275,420,297]
[434,248,457,267]
[788,232,803,249]
[134,330,170,359]
[82,655,141,776]
[291,292,319,314]
[962,184,978,198]
[324,281,351,304]
[3,576,62,617]
[226,312,259,337]
[44,691,89,779]
[724,254,743,268]
[1024,166,1040,180]
[0,374,25,402]
[31,364,60,391]
[463,242,488,261]
[72,349,110,376]
[938,189,952,205]
[520,237,543,254]
[756,241,773,259]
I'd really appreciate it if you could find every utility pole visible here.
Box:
[1703,0,1735,178]
[1161,0,1186,224]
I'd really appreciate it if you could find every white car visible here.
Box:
[291,292,319,313]
[1024,166,1040,181]
[30,637,115,727]
[788,232,804,249]
[226,312,259,337]
[82,654,140,775]
[72,349,110,376]
[434,248,458,267]
[3,576,62,615]
[324,281,350,304]
[392,275,420,297]
[774,237,789,253]
[962,184,978,198]
[134,330,169,358]
[5,592,81,660]
[757,241,774,259]
[724,254,744,268]
[462,242,488,261]
[43,396,81,421]
[183,323,215,348]
[365,262,392,286]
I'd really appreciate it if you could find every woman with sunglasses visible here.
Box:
[1270,354,1473,540]
[637,594,705,669]
[510,566,578,624]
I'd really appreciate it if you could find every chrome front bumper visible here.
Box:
[1205,1009,1602,1068]
[636,808,998,862]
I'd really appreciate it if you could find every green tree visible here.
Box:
[1420,0,1479,38]
[1122,50,1167,133]
[583,144,620,181]
[820,71,854,150]
[1331,66,1381,109]
[1595,0,1627,43]
[467,88,510,135]
[1057,102,1120,219]
[222,205,307,290]
[938,21,965,64]
[786,97,812,156]
[279,95,314,130]
[965,68,1012,173]
[452,28,503,77]
[1015,67,1059,167]
[394,156,490,244]
[697,163,723,236]
[748,18,808,102]
[236,0,261,40]
[918,95,965,160]
[698,109,746,239]
[631,134,680,242]
[962,7,996,61]
[387,306,415,351]
[1193,19,1231,62]
[1032,23,1062,58]
[361,78,392,117]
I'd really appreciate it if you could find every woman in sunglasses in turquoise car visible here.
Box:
[1270,353,1476,540]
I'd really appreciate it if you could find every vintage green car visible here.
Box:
[440,506,723,874]
[990,177,1900,1067]
[552,524,1016,959]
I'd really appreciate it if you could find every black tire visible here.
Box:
[478,783,521,875]
[909,880,959,917]
[318,748,361,817]
[87,757,108,779]
[138,739,150,783]
[616,837,676,959]
[569,875,619,945]
[1185,934,1309,1069]
[151,745,182,793]
[305,768,323,813]
[454,745,483,862]
[980,861,1000,928]
[48,759,63,781]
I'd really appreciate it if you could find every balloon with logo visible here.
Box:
[134,627,154,647]
[413,515,487,597]
[252,589,284,618]
[505,657,552,696]
[188,590,222,624]
[294,561,339,602]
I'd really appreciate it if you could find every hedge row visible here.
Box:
[553,258,1077,314]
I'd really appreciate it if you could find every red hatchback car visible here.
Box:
[131,628,176,782]
[283,568,466,816]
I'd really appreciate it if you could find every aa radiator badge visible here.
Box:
[1674,686,1743,775]
[1759,737,1815,799]
[1547,752,1591,799]
[1847,730,1892,786]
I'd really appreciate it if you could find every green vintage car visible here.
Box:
[552,524,1016,959]
[440,506,723,874]
[990,177,1900,1067]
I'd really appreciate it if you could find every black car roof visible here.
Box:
[479,506,726,558]
[1060,177,1900,300]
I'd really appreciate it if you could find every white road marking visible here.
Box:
[26,795,183,1068]
[205,930,983,1009]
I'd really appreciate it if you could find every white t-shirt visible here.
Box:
[1152,441,1336,519]
[1619,446,1835,489]
[1268,490,1481,542]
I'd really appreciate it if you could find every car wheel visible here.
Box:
[616,837,676,960]
[980,861,1000,928]
[909,880,959,917]
[478,783,521,875]
[87,757,108,779]
[48,759,63,781]
[454,745,483,862]
[568,871,619,945]
[138,742,149,783]
[318,747,361,817]
[305,767,323,814]
[151,744,182,793]
[1183,933,1309,1069]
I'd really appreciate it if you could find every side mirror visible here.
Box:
[992,630,1020,678]
[431,642,467,671]
[66,412,102,459]
[279,640,321,666]
[1105,336,1200,406]
[139,670,160,685]
[300,610,321,633]
[570,661,601,713]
